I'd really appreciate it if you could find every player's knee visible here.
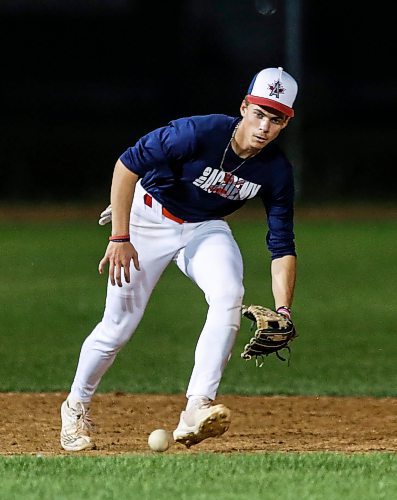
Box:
[91,315,137,353]
[93,328,130,354]
[206,282,244,308]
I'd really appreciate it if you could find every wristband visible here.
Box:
[109,234,130,243]
[276,306,292,319]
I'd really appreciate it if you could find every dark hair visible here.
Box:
[243,98,288,121]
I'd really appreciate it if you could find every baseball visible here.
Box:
[148,429,171,452]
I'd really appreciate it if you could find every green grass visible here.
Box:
[0,219,396,396]
[1,216,396,500]
[0,453,396,500]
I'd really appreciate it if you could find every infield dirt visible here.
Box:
[1,393,396,455]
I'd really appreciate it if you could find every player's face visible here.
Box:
[239,101,289,151]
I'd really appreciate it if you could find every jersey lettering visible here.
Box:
[193,168,261,201]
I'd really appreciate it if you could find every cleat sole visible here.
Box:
[175,404,231,448]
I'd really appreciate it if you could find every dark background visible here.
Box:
[1,0,395,203]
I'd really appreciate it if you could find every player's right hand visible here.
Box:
[98,242,140,287]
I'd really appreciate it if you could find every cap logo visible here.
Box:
[268,79,285,100]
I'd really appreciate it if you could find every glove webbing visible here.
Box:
[247,316,293,367]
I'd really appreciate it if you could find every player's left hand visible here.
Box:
[240,305,297,365]
[98,241,140,287]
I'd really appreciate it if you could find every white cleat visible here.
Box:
[60,399,95,451]
[173,403,231,448]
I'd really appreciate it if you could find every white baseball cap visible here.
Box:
[246,67,298,117]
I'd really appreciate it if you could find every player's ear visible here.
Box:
[280,117,290,129]
[240,99,248,117]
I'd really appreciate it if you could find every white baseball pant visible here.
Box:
[70,181,244,403]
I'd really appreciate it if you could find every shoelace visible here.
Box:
[187,397,211,411]
[70,402,94,431]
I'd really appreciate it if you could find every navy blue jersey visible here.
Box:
[120,114,296,259]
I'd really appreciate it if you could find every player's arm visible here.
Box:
[263,163,296,314]
[97,120,197,226]
[271,255,296,312]
[98,159,140,287]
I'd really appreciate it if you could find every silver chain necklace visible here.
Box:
[218,122,260,174]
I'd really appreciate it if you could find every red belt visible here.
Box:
[143,193,185,224]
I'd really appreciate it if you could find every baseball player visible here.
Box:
[60,67,298,451]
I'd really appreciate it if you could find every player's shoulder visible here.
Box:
[170,114,237,134]
[264,142,292,168]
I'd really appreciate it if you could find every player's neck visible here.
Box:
[232,122,260,159]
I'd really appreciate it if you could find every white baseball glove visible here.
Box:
[98,204,112,225]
